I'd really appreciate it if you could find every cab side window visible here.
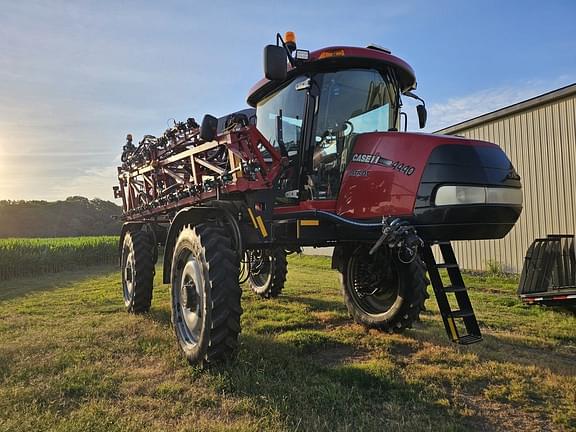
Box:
[256,80,306,157]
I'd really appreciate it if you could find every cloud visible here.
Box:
[425,76,575,132]
[0,158,121,202]
[49,164,120,202]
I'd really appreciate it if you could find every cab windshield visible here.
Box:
[311,68,400,200]
[315,68,399,137]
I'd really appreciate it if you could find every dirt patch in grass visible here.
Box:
[458,393,552,432]
[309,344,371,367]
[310,310,350,328]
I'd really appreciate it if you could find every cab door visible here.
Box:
[255,77,308,204]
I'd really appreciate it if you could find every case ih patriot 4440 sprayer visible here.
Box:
[114,33,523,365]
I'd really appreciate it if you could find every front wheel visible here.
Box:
[341,245,428,332]
[170,223,242,365]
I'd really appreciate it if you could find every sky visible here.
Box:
[0,0,574,201]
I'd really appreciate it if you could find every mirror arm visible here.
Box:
[276,33,296,67]
[400,112,408,132]
[404,90,426,107]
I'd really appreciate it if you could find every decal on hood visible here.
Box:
[352,153,415,176]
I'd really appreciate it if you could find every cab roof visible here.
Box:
[247,45,416,107]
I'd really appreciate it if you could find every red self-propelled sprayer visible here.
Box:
[114,32,522,365]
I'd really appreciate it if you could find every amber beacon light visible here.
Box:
[284,31,296,52]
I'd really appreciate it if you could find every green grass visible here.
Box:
[0,255,575,431]
[0,237,118,281]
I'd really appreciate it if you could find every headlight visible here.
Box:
[486,187,523,205]
[435,186,522,206]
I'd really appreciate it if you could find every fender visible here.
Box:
[331,243,356,272]
[162,205,242,284]
[331,244,345,271]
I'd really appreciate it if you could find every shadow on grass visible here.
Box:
[280,294,347,312]
[151,285,575,381]
[205,333,472,431]
[476,332,576,377]
[0,264,117,302]
[405,314,576,378]
[147,307,172,326]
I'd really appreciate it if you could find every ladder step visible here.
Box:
[436,263,459,269]
[443,285,467,293]
[451,310,475,318]
[457,334,483,345]
[422,244,483,345]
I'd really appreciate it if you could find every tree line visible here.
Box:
[0,196,123,237]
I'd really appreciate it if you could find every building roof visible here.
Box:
[435,83,576,135]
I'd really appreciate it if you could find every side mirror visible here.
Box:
[416,104,427,129]
[200,114,218,141]
[264,45,287,81]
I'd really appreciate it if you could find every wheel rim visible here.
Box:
[173,249,204,347]
[239,252,250,284]
[347,248,402,318]
[249,250,273,289]
[122,249,135,306]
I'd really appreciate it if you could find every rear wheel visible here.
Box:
[121,230,154,313]
[248,248,287,298]
[341,245,428,331]
[170,223,242,365]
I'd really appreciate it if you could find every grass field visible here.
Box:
[0,237,117,281]
[0,255,574,431]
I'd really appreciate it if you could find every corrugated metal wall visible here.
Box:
[439,90,576,273]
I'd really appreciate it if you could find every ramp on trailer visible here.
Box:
[518,235,576,309]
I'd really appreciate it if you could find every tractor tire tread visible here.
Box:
[341,250,429,333]
[125,230,154,314]
[249,249,288,299]
[172,223,242,366]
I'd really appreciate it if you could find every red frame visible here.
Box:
[118,125,286,221]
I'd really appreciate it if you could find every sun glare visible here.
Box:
[0,136,13,200]
[0,136,5,178]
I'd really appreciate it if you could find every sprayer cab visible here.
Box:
[247,32,522,242]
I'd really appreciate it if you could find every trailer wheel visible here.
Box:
[170,223,242,365]
[248,248,287,298]
[341,245,428,332]
[121,230,154,313]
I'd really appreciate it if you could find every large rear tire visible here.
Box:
[341,245,428,332]
[170,223,242,365]
[121,230,154,313]
[248,248,288,299]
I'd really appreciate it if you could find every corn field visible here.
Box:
[0,237,118,281]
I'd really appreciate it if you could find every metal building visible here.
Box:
[435,83,576,273]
